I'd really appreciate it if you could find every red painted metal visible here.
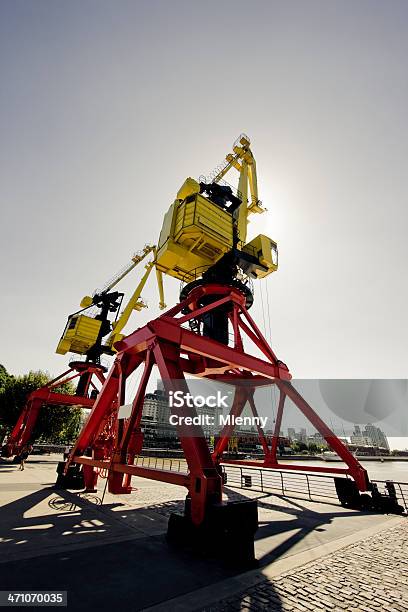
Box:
[212,377,369,490]
[76,456,190,487]
[3,362,106,457]
[265,389,286,464]
[275,380,370,491]
[61,282,369,527]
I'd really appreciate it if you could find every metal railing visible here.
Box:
[222,464,339,502]
[221,464,408,512]
[93,457,408,512]
[132,455,187,474]
[28,447,408,512]
[372,479,408,512]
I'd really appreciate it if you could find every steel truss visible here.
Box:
[62,283,369,528]
[2,361,106,458]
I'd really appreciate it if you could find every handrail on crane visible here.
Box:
[98,244,156,294]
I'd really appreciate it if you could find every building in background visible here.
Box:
[287,427,307,443]
[350,425,371,446]
[307,432,325,447]
[143,389,170,424]
[350,424,389,451]
[363,424,389,450]
[287,428,296,441]
[141,381,219,445]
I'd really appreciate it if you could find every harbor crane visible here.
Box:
[5,135,400,564]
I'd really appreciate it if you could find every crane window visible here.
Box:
[68,317,78,330]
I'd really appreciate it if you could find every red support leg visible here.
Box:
[5,397,43,455]
[213,386,249,462]
[266,389,285,466]
[67,363,121,463]
[109,350,154,493]
[247,393,271,460]
[3,363,106,458]
[229,304,244,351]
[275,381,369,491]
[153,341,222,526]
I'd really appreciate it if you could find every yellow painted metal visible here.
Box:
[56,245,159,357]
[106,261,155,349]
[155,265,166,310]
[56,135,279,361]
[237,157,249,244]
[210,134,267,247]
[80,295,93,308]
[102,245,155,294]
[56,315,102,355]
[156,192,233,282]
[242,234,278,278]
[176,177,200,201]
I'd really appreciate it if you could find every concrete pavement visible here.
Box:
[0,454,405,611]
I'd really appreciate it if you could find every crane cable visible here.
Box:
[266,277,279,429]
[265,277,273,350]
[259,281,276,425]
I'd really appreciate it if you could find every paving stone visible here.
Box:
[201,520,408,612]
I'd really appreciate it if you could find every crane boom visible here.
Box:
[56,134,278,365]
[98,245,155,294]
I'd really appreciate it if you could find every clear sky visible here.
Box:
[1,0,407,389]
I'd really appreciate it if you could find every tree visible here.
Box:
[0,364,11,394]
[0,364,13,440]
[35,404,82,443]
[308,442,322,455]
[291,441,308,453]
[0,369,82,444]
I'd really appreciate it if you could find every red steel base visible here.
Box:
[2,362,106,457]
[61,283,369,526]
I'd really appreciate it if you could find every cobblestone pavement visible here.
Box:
[201,519,408,612]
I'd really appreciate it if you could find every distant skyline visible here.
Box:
[1,2,407,385]
[151,378,408,450]
[285,423,407,451]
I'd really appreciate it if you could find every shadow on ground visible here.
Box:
[0,485,281,610]
[223,486,379,567]
[0,475,384,611]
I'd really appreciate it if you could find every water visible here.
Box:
[348,460,408,482]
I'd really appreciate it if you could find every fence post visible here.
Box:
[280,471,284,495]
[306,474,312,500]
[398,483,407,511]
